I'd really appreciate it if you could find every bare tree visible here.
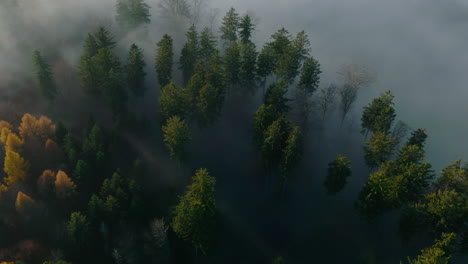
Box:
[157,0,210,26]
[391,120,410,146]
[337,64,376,124]
[317,84,337,121]
[150,218,168,248]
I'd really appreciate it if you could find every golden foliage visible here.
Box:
[3,150,29,186]
[55,170,76,199]
[0,120,12,130]
[44,138,63,163]
[0,127,12,145]
[18,113,56,143]
[15,191,35,215]
[5,133,24,152]
[37,169,56,197]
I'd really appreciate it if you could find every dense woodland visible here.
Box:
[0,0,467,264]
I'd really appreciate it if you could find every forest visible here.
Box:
[0,0,467,263]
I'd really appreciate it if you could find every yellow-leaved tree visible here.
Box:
[3,151,29,186]
[5,133,24,152]
[18,113,55,143]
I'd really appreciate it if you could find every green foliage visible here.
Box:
[264,80,290,113]
[159,82,189,122]
[172,168,217,253]
[155,34,174,88]
[298,56,321,95]
[406,128,428,149]
[402,190,468,235]
[324,155,352,194]
[239,14,255,44]
[78,27,127,118]
[253,104,281,147]
[239,41,258,88]
[220,7,240,44]
[199,28,217,62]
[116,0,151,29]
[257,45,275,80]
[162,116,191,161]
[223,41,241,87]
[32,50,56,101]
[87,170,142,223]
[126,44,146,97]
[403,233,457,264]
[179,25,199,84]
[435,160,468,193]
[279,126,303,178]
[197,82,225,126]
[358,143,432,219]
[67,211,90,245]
[363,132,396,168]
[262,116,291,169]
[361,90,396,135]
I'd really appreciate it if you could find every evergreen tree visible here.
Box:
[406,128,428,149]
[262,116,290,169]
[67,212,90,247]
[32,50,57,101]
[162,116,191,161]
[403,233,457,264]
[126,44,147,97]
[159,82,189,122]
[155,34,174,88]
[324,156,352,194]
[257,45,275,85]
[172,168,216,253]
[239,14,255,44]
[197,82,225,126]
[179,25,199,84]
[363,132,396,168]
[298,56,321,95]
[199,28,217,62]
[253,104,281,148]
[361,90,396,136]
[279,126,303,178]
[264,80,290,113]
[224,41,241,87]
[220,7,240,44]
[239,41,258,89]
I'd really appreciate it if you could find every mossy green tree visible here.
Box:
[172,168,216,254]
[403,233,457,264]
[32,50,57,101]
[220,7,240,45]
[324,155,352,194]
[162,116,190,161]
[179,25,199,84]
[155,34,174,88]
[126,44,146,97]
[361,90,396,136]
[159,82,189,122]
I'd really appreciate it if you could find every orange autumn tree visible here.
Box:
[15,191,35,215]
[37,169,56,198]
[18,114,55,143]
[55,170,76,199]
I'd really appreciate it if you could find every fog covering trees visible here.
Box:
[0,1,467,264]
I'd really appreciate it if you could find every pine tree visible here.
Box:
[223,41,241,87]
[126,44,147,97]
[361,90,396,136]
[172,168,216,253]
[179,25,199,84]
[155,34,174,88]
[239,14,255,44]
[159,82,189,122]
[220,7,240,44]
[162,116,191,161]
[32,50,57,101]
[199,28,217,62]
[324,156,352,194]
[298,56,321,95]
[279,126,303,178]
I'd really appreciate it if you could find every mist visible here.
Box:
[1,0,468,263]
